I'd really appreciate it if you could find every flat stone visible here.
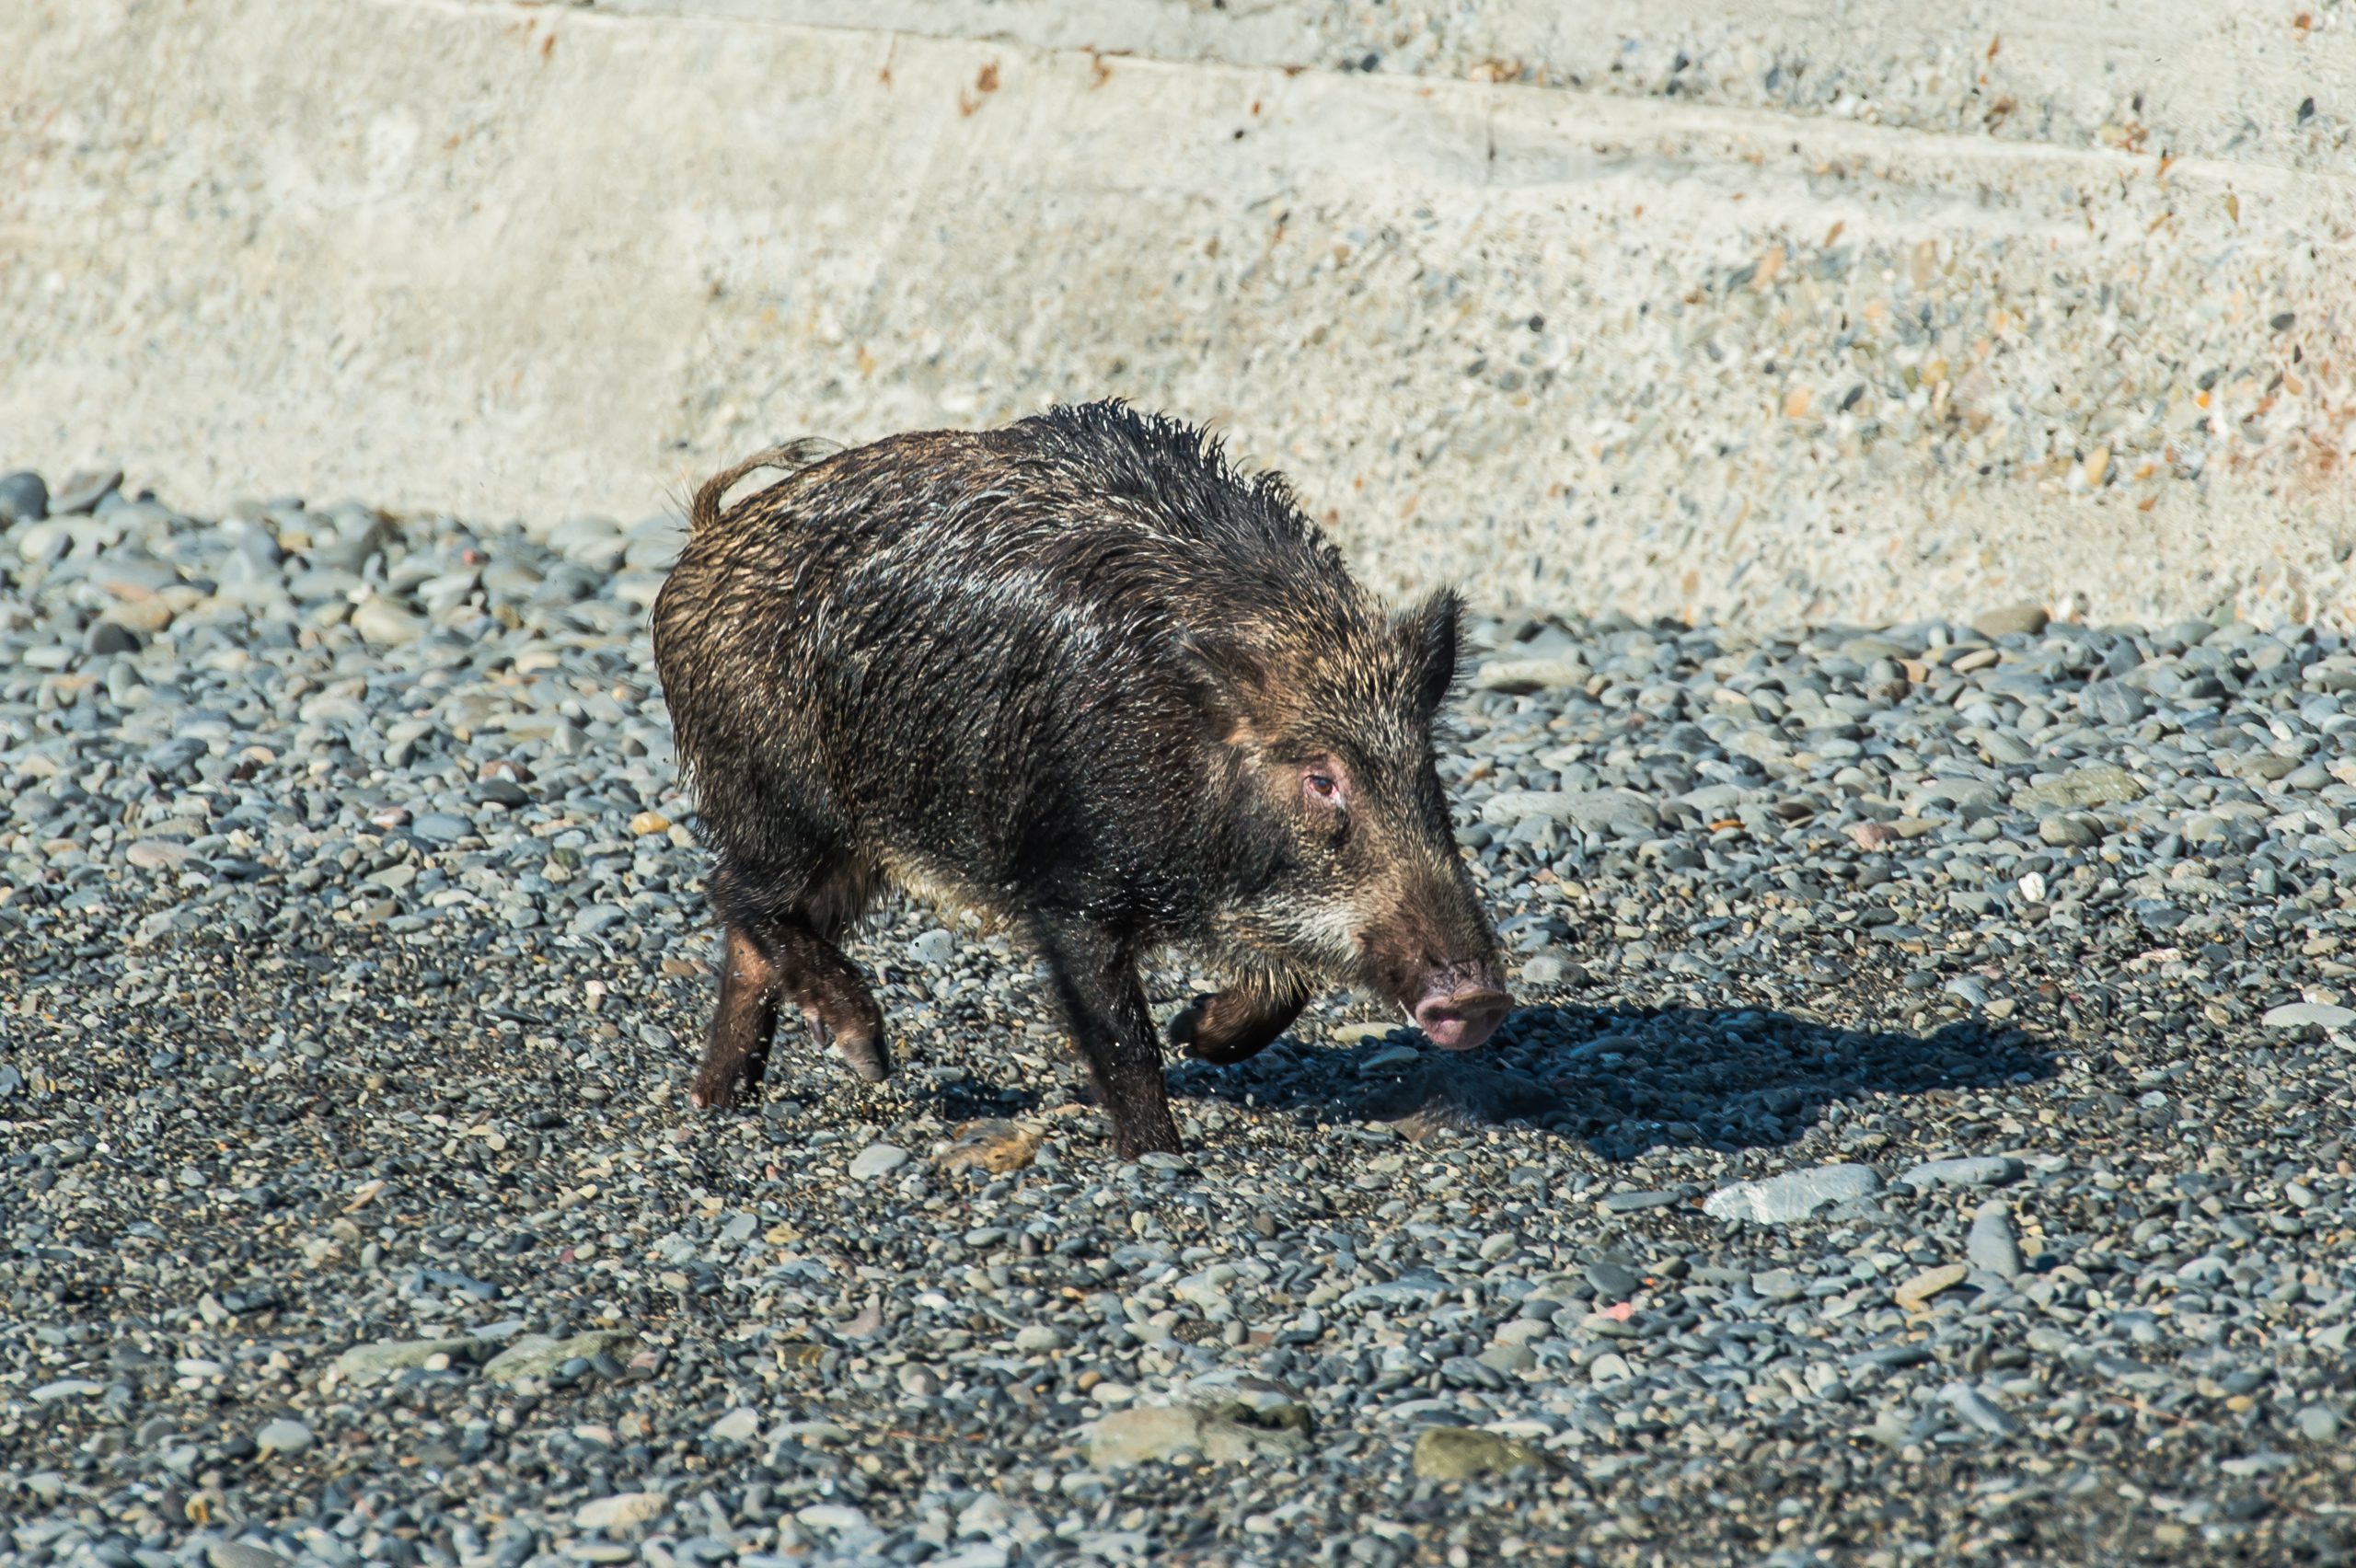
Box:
[1180,1370,1312,1434]
[2263,1002,2356,1031]
[285,566,362,602]
[1478,1343,1537,1375]
[575,1492,666,1531]
[125,840,193,871]
[1340,1269,1453,1309]
[1588,1352,1634,1384]
[623,519,687,571]
[103,595,176,635]
[706,1407,761,1443]
[2094,1355,2173,1392]
[1897,1156,2021,1191]
[2038,813,2104,847]
[1971,603,2049,640]
[205,1545,290,1568]
[1907,778,2003,815]
[1893,1262,1969,1312]
[849,1142,911,1179]
[1475,657,1588,694]
[1479,787,1657,834]
[331,1336,486,1383]
[1088,1403,1307,1468]
[410,812,469,844]
[1702,1164,1882,1224]
[351,598,426,646]
[936,1118,1042,1175]
[1553,787,1659,834]
[907,928,957,966]
[1942,1382,2023,1438]
[1411,1425,1550,1482]
[2017,765,2144,812]
[50,466,123,514]
[1519,952,1571,985]
[481,1328,640,1384]
[1597,1187,1690,1215]
[569,902,629,940]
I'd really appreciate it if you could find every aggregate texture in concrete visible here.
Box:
[4,0,2353,628]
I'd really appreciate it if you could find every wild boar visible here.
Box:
[653,402,1507,1157]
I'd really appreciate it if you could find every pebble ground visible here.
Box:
[6,468,2356,1567]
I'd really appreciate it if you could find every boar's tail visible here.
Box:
[689,438,840,534]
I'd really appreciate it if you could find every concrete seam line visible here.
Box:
[384,0,2352,201]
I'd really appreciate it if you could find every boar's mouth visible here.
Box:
[1404,962,1511,1052]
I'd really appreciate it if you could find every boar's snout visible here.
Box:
[1411,963,1510,1052]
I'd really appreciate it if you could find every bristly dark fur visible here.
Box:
[653,400,1506,1157]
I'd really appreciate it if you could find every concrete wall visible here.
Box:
[5,0,2353,628]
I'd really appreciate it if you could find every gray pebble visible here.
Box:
[1967,1202,2025,1281]
[1941,1381,2023,1439]
[253,1419,311,1455]
[849,1143,910,1179]
[0,468,48,524]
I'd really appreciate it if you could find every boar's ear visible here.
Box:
[1172,629,1272,744]
[1396,587,1464,715]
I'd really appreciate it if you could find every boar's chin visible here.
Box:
[1220,894,1365,975]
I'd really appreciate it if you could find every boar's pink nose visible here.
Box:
[1414,983,1510,1052]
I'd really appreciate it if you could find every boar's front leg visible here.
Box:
[1168,979,1311,1066]
[1036,921,1184,1158]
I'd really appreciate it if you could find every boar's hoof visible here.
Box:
[689,1068,759,1112]
[1112,1117,1186,1160]
[1414,984,1510,1053]
[807,1009,893,1083]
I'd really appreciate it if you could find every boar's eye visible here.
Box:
[1301,764,1348,811]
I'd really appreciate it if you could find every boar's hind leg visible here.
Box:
[1037,922,1184,1159]
[1168,979,1311,1066]
[691,924,782,1110]
[695,854,887,1104]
